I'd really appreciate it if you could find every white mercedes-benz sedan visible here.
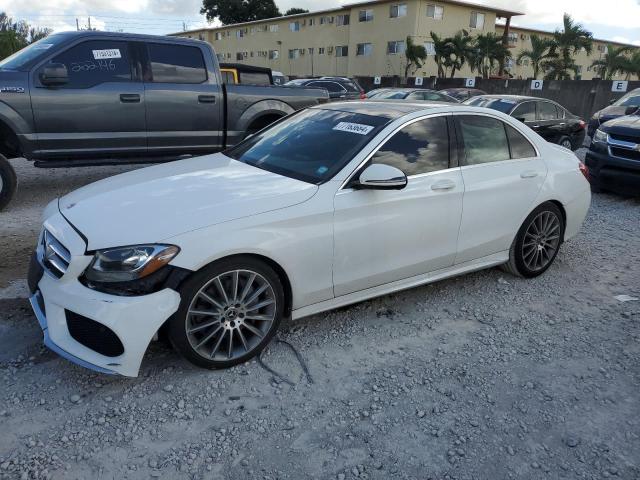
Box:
[28,102,591,376]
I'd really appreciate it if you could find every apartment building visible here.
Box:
[173,0,521,78]
[496,25,637,81]
[172,0,638,80]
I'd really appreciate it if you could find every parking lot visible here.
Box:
[0,153,639,479]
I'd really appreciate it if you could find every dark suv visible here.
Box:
[585,114,640,195]
[587,88,640,138]
[285,77,364,100]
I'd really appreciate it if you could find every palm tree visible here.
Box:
[430,31,448,78]
[443,30,474,78]
[404,36,427,78]
[517,34,557,79]
[621,50,640,80]
[0,12,51,60]
[590,45,631,80]
[471,33,511,78]
[545,13,593,80]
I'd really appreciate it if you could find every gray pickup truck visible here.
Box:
[0,31,328,210]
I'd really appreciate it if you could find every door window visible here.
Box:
[457,115,510,165]
[537,101,558,120]
[308,81,345,93]
[371,116,449,176]
[48,40,132,89]
[505,125,537,159]
[147,43,207,84]
[511,102,536,122]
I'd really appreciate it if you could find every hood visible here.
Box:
[599,115,640,138]
[596,104,639,121]
[59,153,318,250]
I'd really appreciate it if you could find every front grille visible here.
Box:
[610,147,640,161]
[609,133,640,144]
[66,310,125,357]
[41,230,70,278]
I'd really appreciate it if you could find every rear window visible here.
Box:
[465,97,517,113]
[239,71,271,85]
[225,108,389,184]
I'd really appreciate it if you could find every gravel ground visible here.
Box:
[0,153,639,480]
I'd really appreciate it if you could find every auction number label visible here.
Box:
[92,49,122,60]
[333,122,374,135]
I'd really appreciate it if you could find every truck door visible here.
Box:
[142,42,223,154]
[30,39,147,160]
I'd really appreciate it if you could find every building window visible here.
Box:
[215,32,221,40]
[216,53,225,61]
[318,47,325,54]
[387,40,406,54]
[236,29,244,38]
[308,47,314,54]
[390,4,407,18]
[335,45,349,57]
[270,24,279,32]
[424,41,435,55]
[269,49,279,59]
[336,14,350,26]
[359,9,373,22]
[309,18,315,26]
[470,12,485,29]
[236,52,243,60]
[288,49,300,59]
[426,4,443,20]
[289,21,300,32]
[198,33,205,41]
[320,16,334,25]
[508,32,518,43]
[356,43,373,56]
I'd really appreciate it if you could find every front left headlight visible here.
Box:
[84,244,180,283]
[592,128,608,144]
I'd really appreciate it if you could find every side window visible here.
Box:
[309,81,344,93]
[406,91,424,100]
[457,115,510,165]
[147,43,207,84]
[505,125,537,159]
[371,116,449,176]
[537,101,558,120]
[48,40,132,89]
[511,102,536,122]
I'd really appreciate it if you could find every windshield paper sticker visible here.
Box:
[34,43,54,50]
[333,122,374,135]
[92,49,122,60]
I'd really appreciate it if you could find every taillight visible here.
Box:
[360,91,366,100]
[578,120,586,130]
[579,161,590,181]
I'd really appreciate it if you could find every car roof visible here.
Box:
[51,30,207,45]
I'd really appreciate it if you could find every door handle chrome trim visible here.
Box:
[119,93,140,103]
[198,95,216,103]
[430,180,456,191]
[520,171,539,179]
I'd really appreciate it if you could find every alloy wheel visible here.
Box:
[560,139,572,150]
[521,211,561,272]
[185,269,277,361]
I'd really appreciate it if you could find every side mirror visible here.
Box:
[515,117,527,123]
[357,164,407,190]
[39,63,68,87]
[609,99,616,105]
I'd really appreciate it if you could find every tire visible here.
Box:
[589,177,603,193]
[0,154,17,211]
[502,202,565,278]
[558,136,573,150]
[168,256,285,369]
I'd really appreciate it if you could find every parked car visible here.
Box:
[0,31,328,210]
[284,77,365,100]
[587,88,640,138]
[465,95,586,150]
[29,101,590,376]
[366,88,393,98]
[272,71,287,85]
[439,87,487,102]
[369,88,459,103]
[219,63,273,85]
[585,113,640,195]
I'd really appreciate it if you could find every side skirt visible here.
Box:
[291,251,509,320]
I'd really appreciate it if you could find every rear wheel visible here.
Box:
[502,202,565,278]
[0,154,17,211]
[558,136,573,150]
[168,257,285,369]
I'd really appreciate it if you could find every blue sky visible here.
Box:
[1,0,639,46]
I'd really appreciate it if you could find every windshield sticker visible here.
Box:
[316,166,329,175]
[92,49,122,60]
[333,122,374,135]
[33,43,54,50]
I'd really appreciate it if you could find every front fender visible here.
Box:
[0,101,34,156]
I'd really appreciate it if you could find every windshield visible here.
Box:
[374,90,410,99]
[614,92,640,108]
[0,34,66,70]
[464,97,516,113]
[225,108,389,184]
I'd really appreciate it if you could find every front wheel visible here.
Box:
[558,136,573,150]
[502,202,565,278]
[0,154,17,211]
[168,257,285,369]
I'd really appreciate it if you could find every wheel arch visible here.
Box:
[0,117,22,158]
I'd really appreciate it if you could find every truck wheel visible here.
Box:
[0,154,17,211]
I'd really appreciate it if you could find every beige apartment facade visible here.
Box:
[173,0,638,80]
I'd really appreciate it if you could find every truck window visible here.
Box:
[221,70,236,84]
[239,72,271,85]
[46,40,132,89]
[147,43,207,84]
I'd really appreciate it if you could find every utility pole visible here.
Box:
[76,18,80,31]
[88,17,92,30]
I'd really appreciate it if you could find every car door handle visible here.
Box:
[119,93,140,103]
[520,171,539,179]
[198,95,216,103]
[531,125,540,128]
[431,180,456,191]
